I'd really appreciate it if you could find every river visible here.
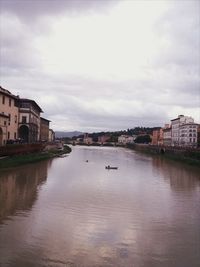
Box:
[0,146,200,267]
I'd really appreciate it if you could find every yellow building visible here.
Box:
[0,86,19,145]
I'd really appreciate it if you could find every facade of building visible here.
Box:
[0,86,55,146]
[98,135,110,144]
[0,114,9,145]
[48,129,55,142]
[163,127,172,146]
[118,135,135,144]
[198,125,200,147]
[18,99,43,143]
[0,86,19,144]
[179,123,198,147]
[171,115,195,146]
[151,128,163,145]
[40,117,50,142]
[83,133,93,144]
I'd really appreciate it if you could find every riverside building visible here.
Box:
[0,86,19,145]
[171,115,198,147]
[0,85,54,145]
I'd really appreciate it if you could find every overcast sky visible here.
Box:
[0,0,199,132]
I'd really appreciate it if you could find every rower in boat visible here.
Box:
[105,165,118,170]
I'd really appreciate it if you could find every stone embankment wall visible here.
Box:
[0,143,45,157]
[126,143,200,164]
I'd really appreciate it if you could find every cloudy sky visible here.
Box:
[0,0,199,132]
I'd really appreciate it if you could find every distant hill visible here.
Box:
[55,131,83,138]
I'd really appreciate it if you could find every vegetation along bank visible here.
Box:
[0,143,72,169]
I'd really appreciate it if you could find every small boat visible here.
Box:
[105,166,118,170]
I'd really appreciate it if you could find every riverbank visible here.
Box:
[0,145,72,169]
[126,143,200,166]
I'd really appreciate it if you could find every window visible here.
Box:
[14,132,17,139]
[2,95,5,104]
[8,114,11,125]
[9,98,11,106]
[22,116,27,123]
[4,121,6,126]
[8,131,10,139]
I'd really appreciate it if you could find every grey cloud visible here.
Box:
[1,0,199,131]
[0,0,118,20]
[154,0,200,69]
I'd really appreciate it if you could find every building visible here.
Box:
[98,135,110,144]
[0,113,9,145]
[83,133,93,144]
[151,128,163,145]
[0,86,19,145]
[179,123,198,147]
[171,115,195,146]
[48,129,55,142]
[0,85,55,146]
[40,117,51,142]
[118,135,135,145]
[198,125,200,147]
[163,127,172,146]
[18,99,43,143]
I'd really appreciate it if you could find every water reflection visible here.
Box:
[152,156,200,192]
[0,147,200,267]
[0,160,51,223]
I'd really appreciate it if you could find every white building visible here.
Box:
[171,115,198,147]
[118,135,135,144]
[179,123,198,147]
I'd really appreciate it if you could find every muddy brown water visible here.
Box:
[0,146,200,267]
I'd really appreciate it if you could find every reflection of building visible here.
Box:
[0,160,50,222]
[40,117,50,142]
[152,157,200,192]
[18,99,43,143]
[0,86,19,145]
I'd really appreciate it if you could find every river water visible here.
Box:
[0,146,200,267]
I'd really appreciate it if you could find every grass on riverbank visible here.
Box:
[0,145,72,169]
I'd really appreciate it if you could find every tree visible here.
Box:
[134,135,152,144]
